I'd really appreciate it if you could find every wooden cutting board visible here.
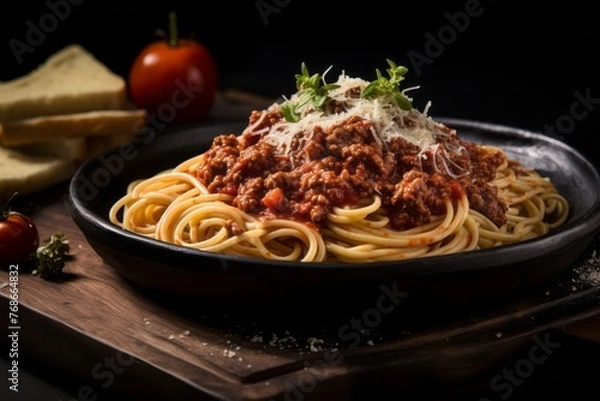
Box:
[1,182,600,401]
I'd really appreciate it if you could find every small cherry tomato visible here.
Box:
[0,193,40,264]
[128,12,219,126]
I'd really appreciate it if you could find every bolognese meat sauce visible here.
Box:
[193,106,509,231]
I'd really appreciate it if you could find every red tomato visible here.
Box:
[128,12,219,126]
[0,194,40,264]
[263,188,285,212]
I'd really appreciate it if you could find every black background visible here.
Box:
[1,0,598,168]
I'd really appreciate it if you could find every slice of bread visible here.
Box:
[0,146,76,202]
[0,44,127,123]
[13,134,138,162]
[0,109,147,146]
[13,137,87,160]
[84,132,137,160]
[1,131,139,202]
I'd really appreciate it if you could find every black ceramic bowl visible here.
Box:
[68,119,600,313]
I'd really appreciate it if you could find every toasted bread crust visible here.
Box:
[0,146,76,202]
[0,109,147,146]
[0,44,127,122]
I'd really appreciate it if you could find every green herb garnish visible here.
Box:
[281,62,340,122]
[32,232,71,279]
[361,59,413,110]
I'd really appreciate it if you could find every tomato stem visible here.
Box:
[168,11,178,47]
[0,192,18,221]
[0,192,19,221]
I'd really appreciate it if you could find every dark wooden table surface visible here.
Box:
[1,95,600,401]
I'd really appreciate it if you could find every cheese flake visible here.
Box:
[260,73,451,154]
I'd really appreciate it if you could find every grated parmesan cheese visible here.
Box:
[256,72,452,154]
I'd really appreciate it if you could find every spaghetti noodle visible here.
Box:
[109,63,569,263]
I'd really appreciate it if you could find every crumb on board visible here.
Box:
[307,337,325,353]
[573,253,600,286]
[223,349,236,358]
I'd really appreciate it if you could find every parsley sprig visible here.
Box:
[281,62,340,122]
[361,59,413,110]
[32,232,71,279]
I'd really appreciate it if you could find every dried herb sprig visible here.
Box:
[32,232,71,279]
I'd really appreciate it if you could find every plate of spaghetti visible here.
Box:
[69,61,600,310]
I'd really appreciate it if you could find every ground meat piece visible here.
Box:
[462,178,508,227]
[235,177,266,213]
[195,134,240,184]
[205,141,280,194]
[387,137,421,176]
[239,108,284,148]
[341,143,389,176]
[290,160,356,223]
[297,127,326,162]
[463,141,507,181]
[326,116,378,157]
[390,170,454,229]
